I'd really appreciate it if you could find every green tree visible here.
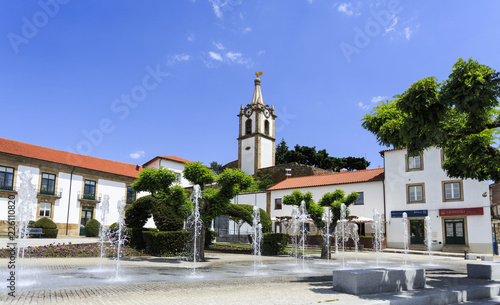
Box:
[226,204,272,243]
[283,190,358,259]
[276,140,370,172]
[209,161,224,175]
[318,190,359,259]
[275,138,289,165]
[183,162,253,261]
[362,57,500,181]
[130,168,192,231]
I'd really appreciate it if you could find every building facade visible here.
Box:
[0,137,141,236]
[383,147,491,253]
[266,168,385,236]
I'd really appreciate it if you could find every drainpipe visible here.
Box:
[65,167,75,236]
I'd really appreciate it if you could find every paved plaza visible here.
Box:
[1,238,500,304]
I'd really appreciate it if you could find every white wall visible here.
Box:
[384,147,492,253]
[240,137,255,175]
[260,138,274,168]
[269,181,385,235]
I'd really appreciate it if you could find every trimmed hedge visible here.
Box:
[33,217,58,238]
[204,229,217,249]
[129,227,158,250]
[262,233,289,256]
[143,231,191,256]
[84,219,101,237]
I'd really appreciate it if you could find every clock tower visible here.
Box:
[238,72,276,176]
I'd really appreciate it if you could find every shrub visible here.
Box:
[84,219,101,237]
[143,231,191,256]
[152,204,184,232]
[125,195,155,228]
[262,233,289,256]
[33,217,58,238]
[204,229,217,249]
[27,220,35,228]
[129,227,158,250]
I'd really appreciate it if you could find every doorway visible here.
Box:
[410,219,425,244]
[80,206,94,236]
[444,219,465,245]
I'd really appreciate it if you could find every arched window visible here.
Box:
[264,120,270,135]
[245,119,252,135]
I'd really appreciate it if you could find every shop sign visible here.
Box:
[439,207,483,216]
[391,210,428,218]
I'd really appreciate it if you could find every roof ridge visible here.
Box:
[0,137,142,178]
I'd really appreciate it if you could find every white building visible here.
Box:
[0,137,141,236]
[382,147,491,253]
[142,156,193,188]
[266,168,385,236]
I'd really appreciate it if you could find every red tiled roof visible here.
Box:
[267,168,385,191]
[0,137,142,178]
[143,156,193,167]
[379,147,402,155]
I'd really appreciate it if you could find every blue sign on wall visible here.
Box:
[391,210,428,218]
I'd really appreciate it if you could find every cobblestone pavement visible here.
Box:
[0,249,498,304]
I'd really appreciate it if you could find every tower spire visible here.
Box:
[251,71,264,105]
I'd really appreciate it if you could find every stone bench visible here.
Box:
[481,255,494,261]
[466,254,479,260]
[467,263,500,280]
[332,268,426,295]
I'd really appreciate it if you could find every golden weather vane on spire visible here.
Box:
[255,71,263,78]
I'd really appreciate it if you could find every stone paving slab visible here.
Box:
[1,249,499,304]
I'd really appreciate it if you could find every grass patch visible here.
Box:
[0,242,146,258]
[208,242,252,254]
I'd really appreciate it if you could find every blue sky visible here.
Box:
[2,1,500,170]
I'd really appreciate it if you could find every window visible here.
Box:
[443,180,463,201]
[264,120,270,135]
[40,173,56,195]
[407,183,425,203]
[84,180,96,200]
[0,166,14,191]
[39,202,51,217]
[406,154,423,171]
[126,186,136,204]
[355,192,364,205]
[275,198,282,210]
[245,119,252,135]
[175,173,181,182]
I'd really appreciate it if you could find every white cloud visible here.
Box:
[210,0,226,19]
[358,96,387,110]
[187,33,195,42]
[209,51,223,61]
[129,150,145,159]
[337,2,354,16]
[257,50,266,56]
[404,27,411,40]
[205,50,252,68]
[243,27,252,33]
[167,53,190,65]
[307,0,313,4]
[213,42,225,50]
[226,51,242,61]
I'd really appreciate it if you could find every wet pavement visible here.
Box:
[0,238,499,304]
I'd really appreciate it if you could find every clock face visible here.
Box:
[245,108,253,117]
[264,109,270,117]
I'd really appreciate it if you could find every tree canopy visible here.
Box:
[275,139,370,171]
[362,57,500,181]
[283,189,359,259]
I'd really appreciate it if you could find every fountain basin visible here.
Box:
[332,267,425,295]
[467,262,500,280]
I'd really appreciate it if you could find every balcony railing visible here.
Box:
[39,188,63,197]
[77,192,102,201]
